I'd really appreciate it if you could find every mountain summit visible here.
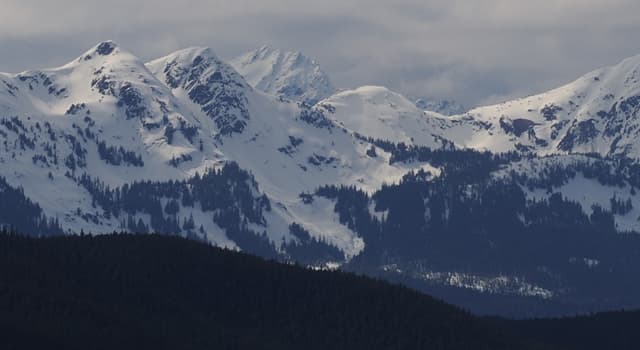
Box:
[147,47,252,136]
[440,53,640,157]
[230,45,335,105]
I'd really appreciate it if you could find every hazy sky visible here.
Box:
[1,0,640,107]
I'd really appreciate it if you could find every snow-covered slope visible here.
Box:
[0,41,238,243]
[2,41,211,184]
[318,86,453,148]
[226,50,640,159]
[148,49,441,256]
[147,47,252,137]
[230,46,335,105]
[0,41,434,258]
[440,54,640,157]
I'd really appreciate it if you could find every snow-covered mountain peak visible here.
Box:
[244,45,299,67]
[72,41,142,67]
[591,53,640,97]
[253,45,282,58]
[10,41,142,82]
[324,86,421,113]
[147,47,252,137]
[319,86,452,148]
[147,46,223,70]
[466,53,640,120]
[413,52,640,157]
[91,40,118,56]
[147,46,248,88]
[230,46,335,105]
[4,40,176,118]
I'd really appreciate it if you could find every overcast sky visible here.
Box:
[1,0,639,107]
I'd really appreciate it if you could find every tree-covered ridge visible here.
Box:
[0,233,534,350]
[75,162,277,257]
[73,162,342,261]
[365,136,640,190]
[283,222,345,265]
[498,309,640,350]
[312,145,640,316]
[0,176,62,236]
[3,232,640,349]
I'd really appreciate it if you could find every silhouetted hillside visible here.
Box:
[494,310,640,350]
[1,232,640,349]
[0,232,531,350]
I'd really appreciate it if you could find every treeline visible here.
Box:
[493,310,640,350]
[0,176,62,236]
[74,161,345,262]
[76,162,277,257]
[283,223,345,265]
[365,136,640,191]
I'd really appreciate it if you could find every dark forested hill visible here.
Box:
[491,310,640,350]
[0,232,530,350]
[1,232,639,350]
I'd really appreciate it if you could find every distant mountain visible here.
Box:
[0,41,419,259]
[230,45,335,105]
[436,54,640,158]
[3,42,640,317]
[414,98,466,116]
[318,86,452,148]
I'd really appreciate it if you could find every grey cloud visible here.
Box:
[1,0,640,107]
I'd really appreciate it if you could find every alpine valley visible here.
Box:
[3,41,640,317]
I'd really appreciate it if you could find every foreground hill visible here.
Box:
[0,233,530,350]
[3,233,640,349]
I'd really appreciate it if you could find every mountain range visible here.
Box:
[2,41,640,316]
